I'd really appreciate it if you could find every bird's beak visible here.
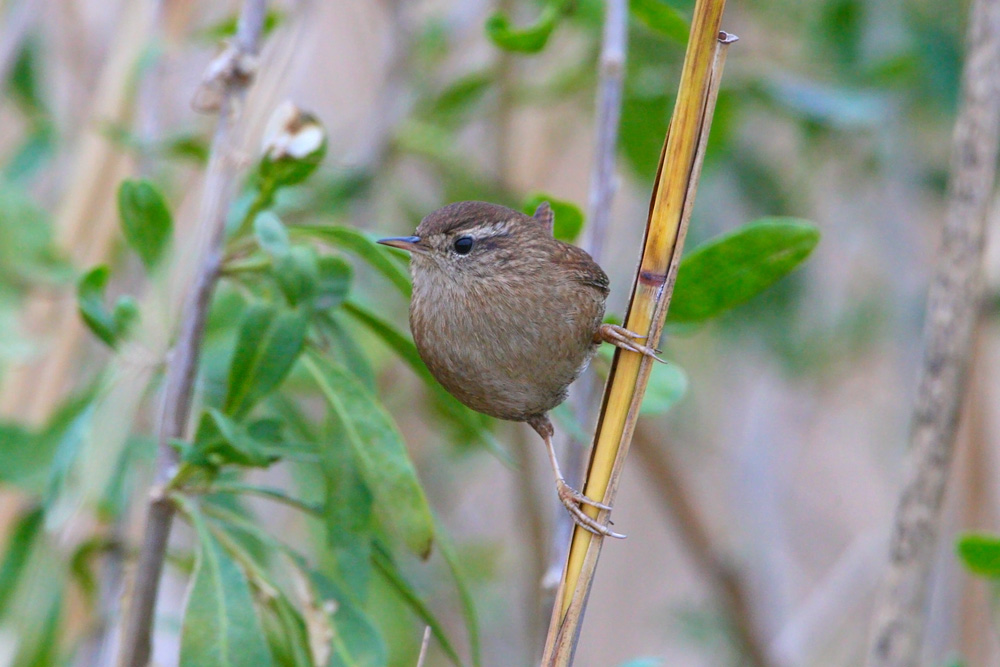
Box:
[377,235,423,253]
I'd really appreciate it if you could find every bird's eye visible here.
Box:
[453,236,475,255]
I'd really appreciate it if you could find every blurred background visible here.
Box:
[0,0,994,665]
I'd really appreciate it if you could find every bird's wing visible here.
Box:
[549,241,610,295]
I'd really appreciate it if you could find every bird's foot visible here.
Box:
[556,478,625,539]
[596,323,666,363]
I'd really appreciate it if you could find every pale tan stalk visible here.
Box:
[866,0,1000,661]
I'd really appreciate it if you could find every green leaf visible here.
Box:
[620,93,671,183]
[118,179,173,269]
[224,304,308,418]
[596,347,687,414]
[113,295,140,338]
[0,508,43,614]
[320,409,374,603]
[77,266,119,347]
[521,192,585,242]
[434,517,481,667]
[289,225,411,297]
[199,8,285,41]
[303,355,434,559]
[486,1,568,54]
[254,212,290,258]
[258,593,313,667]
[640,362,688,415]
[372,542,462,667]
[315,312,375,391]
[630,0,689,44]
[310,571,388,667]
[274,246,321,307]
[178,498,275,667]
[957,532,1000,578]
[185,408,281,469]
[315,256,352,310]
[668,219,821,324]
[426,70,494,126]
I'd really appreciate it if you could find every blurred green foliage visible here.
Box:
[0,0,970,662]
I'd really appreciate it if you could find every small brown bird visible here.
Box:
[378,201,662,537]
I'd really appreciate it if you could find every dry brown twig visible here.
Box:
[116,2,269,666]
[540,0,734,659]
[866,0,1000,663]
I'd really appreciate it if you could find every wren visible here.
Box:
[378,201,662,537]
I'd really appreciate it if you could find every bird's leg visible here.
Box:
[596,323,666,363]
[528,415,625,539]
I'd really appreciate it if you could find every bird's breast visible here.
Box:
[409,265,606,422]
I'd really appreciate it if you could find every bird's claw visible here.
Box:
[598,324,667,364]
[556,479,626,539]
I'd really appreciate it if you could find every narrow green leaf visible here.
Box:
[118,179,173,269]
[77,266,119,347]
[224,304,308,418]
[186,409,280,469]
[668,219,821,324]
[434,517,481,667]
[289,225,411,296]
[372,542,462,667]
[630,0,689,44]
[957,532,1000,578]
[320,411,374,603]
[315,313,376,391]
[427,71,494,126]
[486,1,567,54]
[521,192,585,242]
[0,508,43,614]
[177,498,275,667]
[303,355,434,559]
[258,594,314,667]
[310,571,388,667]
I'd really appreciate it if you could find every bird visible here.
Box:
[378,200,662,537]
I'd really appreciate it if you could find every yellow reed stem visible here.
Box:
[540,0,734,661]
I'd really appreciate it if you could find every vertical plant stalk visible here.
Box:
[116,3,268,666]
[540,0,733,658]
[546,0,628,618]
[865,0,1000,663]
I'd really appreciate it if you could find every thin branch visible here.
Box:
[866,0,1000,662]
[116,2,269,666]
[633,428,769,667]
[551,0,630,578]
[415,626,432,667]
[540,0,735,653]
